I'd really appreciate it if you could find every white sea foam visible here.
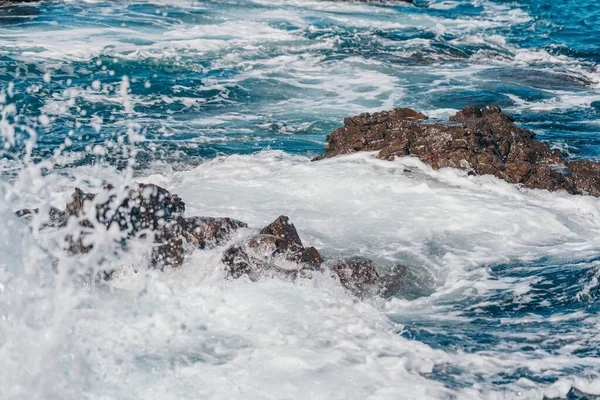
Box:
[3,150,600,399]
[2,0,600,398]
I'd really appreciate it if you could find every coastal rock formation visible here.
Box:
[319,105,600,197]
[16,184,248,268]
[16,192,407,299]
[152,216,249,268]
[329,257,406,298]
[64,183,186,233]
[221,216,406,298]
[60,184,186,264]
[222,215,322,281]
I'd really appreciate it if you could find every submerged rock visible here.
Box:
[329,257,406,298]
[15,206,66,227]
[181,216,248,249]
[222,215,322,281]
[221,216,407,299]
[319,105,600,197]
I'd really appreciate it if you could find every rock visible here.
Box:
[151,218,186,268]
[329,257,406,298]
[222,215,322,280]
[181,216,248,249]
[319,105,600,197]
[151,216,249,269]
[64,183,186,234]
[259,215,304,253]
[564,161,600,197]
[33,183,186,267]
[15,206,66,227]
[17,183,255,271]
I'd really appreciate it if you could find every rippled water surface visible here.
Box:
[1,0,600,399]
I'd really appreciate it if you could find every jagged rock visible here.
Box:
[319,105,600,197]
[16,183,254,271]
[64,183,186,233]
[59,183,186,267]
[152,218,186,268]
[329,257,406,298]
[151,216,249,269]
[222,215,322,280]
[258,215,304,254]
[221,216,408,299]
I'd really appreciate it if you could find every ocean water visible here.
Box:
[1,0,600,399]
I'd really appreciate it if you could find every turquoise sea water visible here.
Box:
[1,1,600,399]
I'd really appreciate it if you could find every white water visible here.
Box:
[2,0,600,398]
[3,150,600,399]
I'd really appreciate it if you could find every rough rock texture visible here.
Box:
[221,216,407,299]
[319,105,600,197]
[152,216,249,268]
[64,183,186,233]
[222,215,322,281]
[181,216,248,249]
[329,257,406,298]
[59,184,187,266]
[16,194,411,298]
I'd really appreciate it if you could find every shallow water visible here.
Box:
[1,0,600,399]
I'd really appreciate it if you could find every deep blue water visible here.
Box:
[1,0,599,163]
[1,0,600,398]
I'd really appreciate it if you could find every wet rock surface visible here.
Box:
[64,183,186,233]
[17,195,407,299]
[16,183,247,269]
[181,216,248,249]
[222,216,322,281]
[319,105,600,197]
[329,257,407,298]
[15,206,66,227]
[221,216,406,298]
[60,183,187,266]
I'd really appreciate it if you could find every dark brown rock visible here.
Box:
[565,161,600,197]
[320,105,600,197]
[222,215,322,280]
[329,257,406,298]
[57,184,186,267]
[63,183,186,233]
[259,215,304,253]
[181,216,248,249]
[18,183,254,271]
[152,218,186,268]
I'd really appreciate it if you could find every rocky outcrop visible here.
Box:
[60,184,187,264]
[64,183,185,233]
[16,184,247,269]
[319,105,600,197]
[222,215,322,281]
[17,192,407,299]
[152,216,249,268]
[220,216,406,298]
